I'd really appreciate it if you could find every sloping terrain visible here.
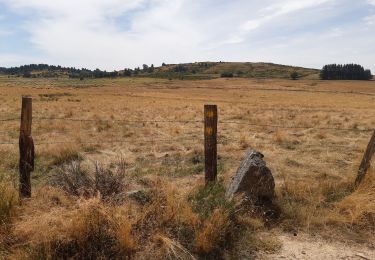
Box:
[155,62,320,79]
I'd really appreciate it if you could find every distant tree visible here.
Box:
[174,65,188,73]
[142,64,149,72]
[221,72,233,78]
[148,64,155,73]
[133,67,140,75]
[237,70,245,77]
[365,69,373,80]
[320,64,372,80]
[290,71,299,80]
[22,71,32,78]
[123,69,132,77]
[162,62,167,66]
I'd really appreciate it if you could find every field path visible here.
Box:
[258,232,375,260]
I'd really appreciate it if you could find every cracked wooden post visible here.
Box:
[355,129,375,187]
[204,105,218,185]
[19,96,34,198]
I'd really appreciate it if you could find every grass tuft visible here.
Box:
[0,177,17,225]
[189,179,235,219]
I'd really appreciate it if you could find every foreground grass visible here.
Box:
[275,169,375,241]
[0,77,374,258]
[0,153,373,259]
[2,163,241,259]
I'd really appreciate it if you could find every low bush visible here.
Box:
[189,180,235,219]
[50,161,126,201]
[221,72,234,78]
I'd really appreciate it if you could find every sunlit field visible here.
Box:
[0,76,374,259]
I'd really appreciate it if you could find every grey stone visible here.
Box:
[226,149,275,201]
[126,190,151,205]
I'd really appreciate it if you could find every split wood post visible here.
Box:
[19,96,34,198]
[355,129,375,187]
[204,105,218,184]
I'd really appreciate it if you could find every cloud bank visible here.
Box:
[0,0,374,71]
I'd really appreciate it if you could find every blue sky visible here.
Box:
[0,0,374,71]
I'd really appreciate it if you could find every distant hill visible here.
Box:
[152,62,320,79]
[0,62,320,80]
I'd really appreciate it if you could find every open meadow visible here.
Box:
[0,76,374,259]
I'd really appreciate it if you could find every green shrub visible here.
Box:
[188,180,235,218]
[220,72,234,78]
[290,71,299,80]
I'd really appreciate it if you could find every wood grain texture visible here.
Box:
[19,96,34,198]
[356,130,375,186]
[204,105,218,184]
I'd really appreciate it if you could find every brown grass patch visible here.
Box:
[328,170,375,229]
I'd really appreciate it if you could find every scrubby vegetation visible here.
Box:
[0,62,320,80]
[1,155,373,259]
[275,170,375,240]
[0,160,263,259]
[290,71,299,80]
[0,76,374,258]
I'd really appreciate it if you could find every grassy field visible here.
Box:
[153,62,320,79]
[0,76,374,259]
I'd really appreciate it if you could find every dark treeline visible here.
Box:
[0,64,84,76]
[320,64,372,80]
[0,63,158,79]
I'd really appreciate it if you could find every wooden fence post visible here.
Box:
[204,105,218,184]
[19,96,34,198]
[355,130,375,186]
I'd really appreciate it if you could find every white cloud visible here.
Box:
[228,0,334,48]
[0,0,374,72]
[241,20,261,32]
[2,0,146,20]
[0,29,11,36]
[368,0,375,5]
[364,14,375,24]
[262,0,333,16]
[240,0,334,33]
[0,53,38,66]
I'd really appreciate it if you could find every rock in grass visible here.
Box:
[226,149,275,202]
[126,190,151,205]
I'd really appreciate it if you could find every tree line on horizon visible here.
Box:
[0,63,157,79]
[320,64,372,80]
[1,63,373,80]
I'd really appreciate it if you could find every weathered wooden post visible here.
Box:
[355,129,375,187]
[204,105,218,184]
[19,96,34,198]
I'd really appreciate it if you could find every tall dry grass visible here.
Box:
[7,174,245,259]
[329,169,374,229]
[1,77,374,257]
[275,168,375,237]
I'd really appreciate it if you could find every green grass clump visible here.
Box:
[188,180,235,218]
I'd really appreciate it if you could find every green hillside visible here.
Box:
[1,62,320,80]
[149,62,320,80]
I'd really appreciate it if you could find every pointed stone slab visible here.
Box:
[226,149,275,201]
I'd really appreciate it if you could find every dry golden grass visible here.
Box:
[0,177,17,225]
[0,76,374,258]
[329,169,375,229]
[194,209,230,254]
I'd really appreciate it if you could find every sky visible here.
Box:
[0,0,374,71]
